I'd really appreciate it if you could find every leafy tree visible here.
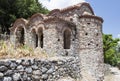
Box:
[103,34,120,66]
[115,41,120,64]
[0,0,49,34]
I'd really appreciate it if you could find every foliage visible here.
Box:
[115,42,120,64]
[0,0,49,34]
[103,34,120,66]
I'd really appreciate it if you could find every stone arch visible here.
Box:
[28,13,44,26]
[37,27,44,48]
[12,18,28,31]
[15,26,25,46]
[31,28,38,48]
[63,28,71,49]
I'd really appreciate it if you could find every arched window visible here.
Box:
[63,29,71,49]
[16,27,25,46]
[31,29,38,48]
[38,27,43,48]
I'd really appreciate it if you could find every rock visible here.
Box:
[33,70,41,75]
[0,61,10,66]
[10,62,17,70]
[13,73,21,81]
[0,66,8,72]
[42,74,48,80]
[22,73,28,81]
[17,65,24,72]
[4,70,13,76]
[41,67,48,73]
[47,68,54,74]
[27,77,31,81]
[0,61,5,66]
[22,60,30,66]
[16,60,22,64]
[25,67,32,74]
[0,72,4,78]
[32,75,40,80]
[30,59,35,65]
[57,61,63,65]
[3,77,12,81]
[32,65,38,70]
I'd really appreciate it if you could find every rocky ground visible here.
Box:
[104,67,120,81]
[58,65,120,81]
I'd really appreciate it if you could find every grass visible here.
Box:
[0,40,49,59]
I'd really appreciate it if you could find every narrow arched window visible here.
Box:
[63,29,71,49]
[20,28,24,45]
[31,29,38,48]
[38,27,43,48]
[16,27,25,46]
[35,34,38,47]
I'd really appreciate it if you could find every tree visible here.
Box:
[115,41,120,64]
[103,34,120,66]
[0,0,49,34]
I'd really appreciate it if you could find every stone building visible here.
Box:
[10,2,104,81]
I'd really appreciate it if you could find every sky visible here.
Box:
[39,0,120,38]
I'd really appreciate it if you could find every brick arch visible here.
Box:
[63,28,72,49]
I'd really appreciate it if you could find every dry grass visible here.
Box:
[0,40,49,59]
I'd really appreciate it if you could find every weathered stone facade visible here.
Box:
[10,2,104,81]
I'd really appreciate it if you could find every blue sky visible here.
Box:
[86,0,120,38]
[40,0,120,38]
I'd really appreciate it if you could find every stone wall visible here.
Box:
[78,16,104,81]
[0,57,80,81]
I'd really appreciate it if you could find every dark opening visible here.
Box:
[36,34,38,47]
[87,22,90,25]
[19,28,24,45]
[64,29,71,49]
[72,39,75,41]
[40,34,43,48]
[85,33,88,35]
[58,39,60,41]
[96,33,99,36]
[38,27,43,48]
[16,27,25,46]
[88,43,91,46]
[96,44,99,47]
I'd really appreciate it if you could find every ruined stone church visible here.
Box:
[10,2,104,81]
